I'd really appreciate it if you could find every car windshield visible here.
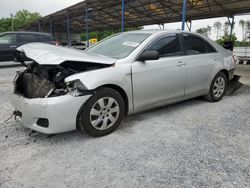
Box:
[86,33,151,59]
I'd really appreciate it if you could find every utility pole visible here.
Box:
[11,13,14,31]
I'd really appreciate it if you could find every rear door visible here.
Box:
[37,34,55,45]
[132,34,186,109]
[16,33,39,46]
[0,33,17,61]
[181,33,219,95]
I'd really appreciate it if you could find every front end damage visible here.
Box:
[12,59,112,134]
[13,61,109,98]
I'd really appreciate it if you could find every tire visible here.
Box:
[78,87,125,137]
[204,72,227,102]
[239,60,244,64]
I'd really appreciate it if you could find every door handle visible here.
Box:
[10,45,17,48]
[176,61,186,67]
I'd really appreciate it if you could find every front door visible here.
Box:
[0,34,16,61]
[132,34,186,109]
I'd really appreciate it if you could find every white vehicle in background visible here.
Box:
[233,47,250,65]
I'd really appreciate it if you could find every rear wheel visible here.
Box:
[239,60,244,64]
[79,87,125,137]
[204,72,227,102]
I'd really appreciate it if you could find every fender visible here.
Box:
[65,64,134,111]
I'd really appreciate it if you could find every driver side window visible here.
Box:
[0,34,16,44]
[149,35,182,57]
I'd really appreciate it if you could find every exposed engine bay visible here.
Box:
[14,61,111,99]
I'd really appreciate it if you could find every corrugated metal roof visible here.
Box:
[24,0,250,32]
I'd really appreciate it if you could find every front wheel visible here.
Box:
[79,87,125,137]
[204,72,227,102]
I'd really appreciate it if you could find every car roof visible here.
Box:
[0,31,52,36]
[125,29,204,36]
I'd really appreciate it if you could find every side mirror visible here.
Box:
[137,50,159,61]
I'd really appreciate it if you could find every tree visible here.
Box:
[196,27,208,35]
[216,33,237,46]
[0,18,12,32]
[246,20,250,40]
[13,10,41,30]
[239,19,246,41]
[213,21,222,40]
[196,25,211,37]
[207,25,211,37]
[223,21,230,36]
[0,10,41,32]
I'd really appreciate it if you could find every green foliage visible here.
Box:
[196,25,211,37]
[0,18,12,32]
[0,10,41,32]
[215,33,237,46]
[213,21,222,40]
[196,28,208,35]
[234,41,250,47]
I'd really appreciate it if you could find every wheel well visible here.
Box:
[98,84,129,115]
[220,69,229,81]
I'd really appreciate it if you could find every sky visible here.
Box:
[1,0,250,41]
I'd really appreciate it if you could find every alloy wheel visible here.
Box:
[89,97,120,130]
[213,76,225,98]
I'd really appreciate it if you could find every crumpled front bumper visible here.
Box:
[11,93,91,134]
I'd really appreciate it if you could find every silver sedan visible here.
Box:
[11,30,236,137]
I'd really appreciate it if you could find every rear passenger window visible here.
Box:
[149,36,182,57]
[18,34,39,43]
[205,41,217,53]
[183,35,206,55]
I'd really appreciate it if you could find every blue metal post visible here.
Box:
[121,0,125,32]
[67,14,71,47]
[181,0,187,31]
[86,4,89,48]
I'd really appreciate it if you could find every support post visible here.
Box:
[229,16,235,41]
[49,17,53,35]
[181,0,187,31]
[85,4,90,48]
[67,14,71,47]
[38,21,41,32]
[121,0,125,32]
[186,20,192,31]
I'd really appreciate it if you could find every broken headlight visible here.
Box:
[66,79,90,97]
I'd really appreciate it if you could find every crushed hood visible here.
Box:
[17,43,116,65]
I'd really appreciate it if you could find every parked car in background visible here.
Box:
[61,40,86,50]
[0,32,57,62]
[11,30,236,137]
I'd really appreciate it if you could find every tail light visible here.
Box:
[232,54,237,64]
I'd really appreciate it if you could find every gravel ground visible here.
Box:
[0,63,250,188]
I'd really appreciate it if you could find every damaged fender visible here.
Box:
[65,65,134,111]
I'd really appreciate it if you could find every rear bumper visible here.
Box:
[228,68,235,81]
[11,93,91,134]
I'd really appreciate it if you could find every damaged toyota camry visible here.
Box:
[11,30,236,137]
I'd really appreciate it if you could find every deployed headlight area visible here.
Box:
[66,79,94,97]
[13,61,110,99]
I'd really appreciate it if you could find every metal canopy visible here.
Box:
[25,0,250,33]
